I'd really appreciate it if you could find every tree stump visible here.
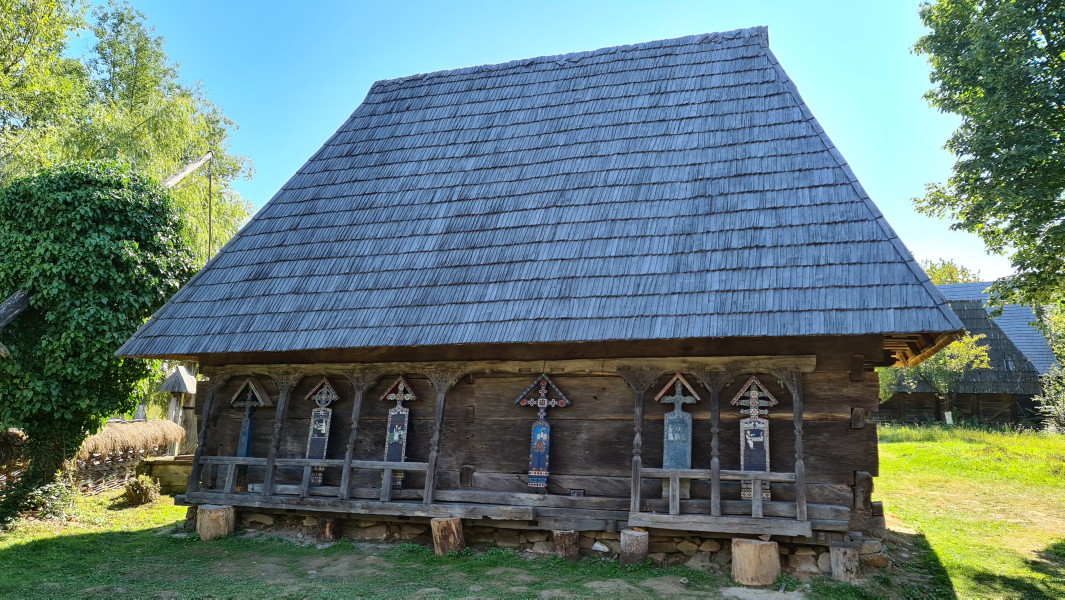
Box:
[830,546,860,582]
[319,517,341,543]
[731,538,779,586]
[552,530,579,561]
[619,528,648,566]
[196,504,235,541]
[430,517,465,556]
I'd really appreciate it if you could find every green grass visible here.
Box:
[0,491,731,599]
[878,424,1065,600]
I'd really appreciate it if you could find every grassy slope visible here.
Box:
[878,425,1065,600]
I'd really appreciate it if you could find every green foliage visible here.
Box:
[877,334,991,419]
[1035,365,1065,432]
[23,479,76,519]
[0,161,194,524]
[913,0,1065,307]
[0,0,252,265]
[121,474,160,506]
[920,258,982,285]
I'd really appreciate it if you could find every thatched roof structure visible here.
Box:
[118,27,961,364]
[78,420,184,460]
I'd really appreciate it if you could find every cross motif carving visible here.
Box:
[514,374,571,490]
[516,374,571,419]
[731,376,778,417]
[384,378,417,408]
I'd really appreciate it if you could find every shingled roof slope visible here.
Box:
[938,282,1058,375]
[118,27,962,359]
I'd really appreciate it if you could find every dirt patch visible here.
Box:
[484,566,537,583]
[584,579,644,596]
[639,575,717,598]
[720,588,805,599]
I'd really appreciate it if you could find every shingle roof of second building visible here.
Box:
[938,282,1058,375]
[118,27,962,359]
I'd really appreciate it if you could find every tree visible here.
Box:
[913,0,1065,307]
[0,0,252,265]
[920,258,983,285]
[878,333,991,423]
[0,161,194,524]
[1035,365,1065,431]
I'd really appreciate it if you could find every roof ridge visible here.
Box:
[757,42,963,333]
[372,26,768,91]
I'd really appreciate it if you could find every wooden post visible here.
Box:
[196,504,235,541]
[619,528,649,566]
[341,369,380,500]
[263,370,302,496]
[830,546,860,582]
[187,369,231,493]
[777,370,807,521]
[422,367,464,504]
[617,367,659,515]
[430,517,465,556]
[732,538,780,586]
[694,370,735,517]
[319,518,341,543]
[553,530,579,561]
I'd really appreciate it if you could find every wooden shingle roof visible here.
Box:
[118,27,962,360]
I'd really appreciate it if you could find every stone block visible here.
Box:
[356,525,389,540]
[649,541,677,554]
[241,512,274,526]
[579,536,594,549]
[788,553,820,575]
[685,552,712,570]
[698,539,721,552]
[648,552,667,565]
[302,516,319,527]
[712,546,732,567]
[794,547,816,556]
[817,552,832,573]
[525,531,548,542]
[530,540,554,554]
[859,539,882,555]
[599,531,619,540]
[677,540,699,556]
[860,552,890,568]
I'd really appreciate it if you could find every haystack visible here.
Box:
[79,420,185,460]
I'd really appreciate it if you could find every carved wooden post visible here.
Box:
[693,370,736,517]
[340,368,382,500]
[617,366,660,514]
[423,366,465,504]
[261,369,301,496]
[187,368,232,493]
[776,370,807,521]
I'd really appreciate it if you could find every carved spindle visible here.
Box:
[422,367,465,504]
[263,369,303,496]
[617,366,660,514]
[340,368,381,500]
[187,368,232,493]
[694,370,736,517]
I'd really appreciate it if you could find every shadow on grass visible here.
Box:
[965,539,1065,600]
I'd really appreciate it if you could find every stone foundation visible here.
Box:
[234,509,890,577]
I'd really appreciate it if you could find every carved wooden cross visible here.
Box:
[655,373,701,499]
[305,378,338,485]
[230,379,272,458]
[380,377,418,489]
[731,375,778,500]
[515,374,571,491]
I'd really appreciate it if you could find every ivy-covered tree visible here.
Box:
[1035,365,1065,432]
[913,0,1065,307]
[0,161,194,525]
[878,333,991,424]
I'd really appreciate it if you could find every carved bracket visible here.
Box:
[616,366,662,393]
[422,366,466,393]
[345,367,383,395]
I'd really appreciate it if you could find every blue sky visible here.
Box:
[115,0,1013,278]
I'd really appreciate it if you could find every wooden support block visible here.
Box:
[319,518,340,543]
[854,471,873,511]
[619,528,648,566]
[430,517,465,556]
[851,407,869,429]
[196,504,235,541]
[731,538,780,586]
[552,530,579,561]
[850,355,865,382]
[830,546,860,582]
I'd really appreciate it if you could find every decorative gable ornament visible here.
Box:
[655,373,701,499]
[379,376,418,489]
[230,378,272,458]
[304,378,339,485]
[514,374,571,491]
[731,375,778,500]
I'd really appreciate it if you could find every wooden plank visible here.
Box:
[751,480,763,518]
[380,468,393,502]
[223,463,237,494]
[668,473,680,515]
[300,466,312,498]
[183,492,535,520]
[641,468,797,483]
[628,512,813,536]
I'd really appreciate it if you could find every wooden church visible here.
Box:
[119,27,963,547]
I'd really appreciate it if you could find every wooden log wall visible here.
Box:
[196,347,879,508]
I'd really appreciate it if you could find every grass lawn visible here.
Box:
[1,424,1061,599]
[878,424,1065,600]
